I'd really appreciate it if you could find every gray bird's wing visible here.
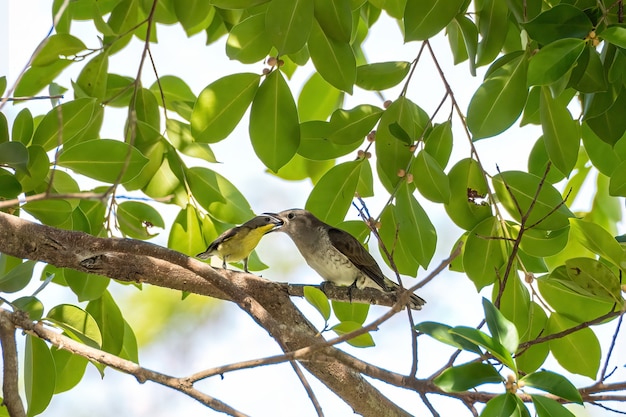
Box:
[327,227,388,290]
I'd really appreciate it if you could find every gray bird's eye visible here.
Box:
[288,212,296,219]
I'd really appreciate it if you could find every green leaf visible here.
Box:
[15,59,72,97]
[538,268,618,323]
[433,362,502,392]
[191,73,260,143]
[51,347,88,394]
[226,13,272,63]
[395,181,437,268]
[76,51,109,100]
[305,160,362,224]
[586,88,626,146]
[375,97,429,193]
[105,73,135,107]
[13,296,44,321]
[451,326,516,371]
[412,150,450,203]
[173,0,214,36]
[266,0,313,54]
[547,313,600,379]
[582,124,620,177]
[492,170,574,231]
[331,321,375,347]
[46,304,102,349]
[332,300,369,324]
[298,120,361,160]
[86,291,125,356]
[379,204,420,276]
[32,98,103,151]
[523,4,592,45]
[32,33,87,67]
[249,70,300,172]
[25,336,56,417]
[482,297,519,354]
[424,121,453,169]
[528,39,585,86]
[304,286,331,321]
[12,108,34,144]
[515,302,549,374]
[328,105,382,145]
[355,61,410,91]
[492,272,530,335]
[308,19,356,93]
[403,0,466,41]
[0,75,5,97]
[58,139,148,184]
[569,218,624,267]
[149,75,196,120]
[564,257,623,303]
[0,169,22,200]
[475,0,509,66]
[481,393,526,417]
[521,371,582,403]
[444,158,492,230]
[313,0,352,43]
[186,167,254,224]
[0,141,29,174]
[165,119,217,163]
[463,217,506,290]
[414,321,482,354]
[539,87,580,176]
[601,25,626,49]
[531,395,576,417]
[22,200,73,227]
[117,201,165,240]
[609,160,626,197]
[0,259,35,293]
[298,73,343,122]
[15,145,50,193]
[64,269,109,302]
[168,205,206,257]
[467,52,528,139]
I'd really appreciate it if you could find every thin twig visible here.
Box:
[289,361,324,417]
[599,313,624,382]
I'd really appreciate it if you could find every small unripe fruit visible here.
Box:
[267,56,278,66]
[383,100,392,109]
[397,168,406,177]
[367,130,376,142]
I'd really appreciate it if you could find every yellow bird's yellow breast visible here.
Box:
[216,224,275,262]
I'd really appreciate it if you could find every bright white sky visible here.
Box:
[1,2,618,417]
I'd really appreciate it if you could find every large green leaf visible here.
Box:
[531,395,576,417]
[313,0,352,42]
[51,347,88,394]
[467,52,528,139]
[395,181,437,269]
[304,286,331,321]
[528,39,585,86]
[86,291,125,356]
[308,18,356,93]
[328,105,382,145]
[186,167,254,224]
[249,70,300,172]
[547,313,601,379]
[168,205,207,257]
[523,4,592,45]
[76,51,109,100]
[116,201,165,240]
[412,150,450,203]
[492,170,574,231]
[266,0,313,55]
[414,321,482,354]
[226,13,272,63]
[298,73,343,122]
[25,336,56,417]
[463,217,506,290]
[379,204,420,276]
[58,139,148,184]
[424,121,453,169]
[482,297,519,354]
[191,73,260,143]
[375,97,429,193]
[46,304,102,349]
[32,33,87,66]
[32,98,103,151]
[305,160,363,224]
[444,158,492,230]
[64,269,109,302]
[355,61,410,91]
[433,362,502,392]
[403,0,466,41]
[475,0,509,66]
[521,371,582,403]
[331,321,375,347]
[451,326,516,371]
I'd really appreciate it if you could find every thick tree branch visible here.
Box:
[0,312,26,417]
[0,211,412,417]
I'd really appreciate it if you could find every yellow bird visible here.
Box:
[196,215,283,272]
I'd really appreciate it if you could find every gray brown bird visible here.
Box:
[197,215,283,272]
[268,209,425,309]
